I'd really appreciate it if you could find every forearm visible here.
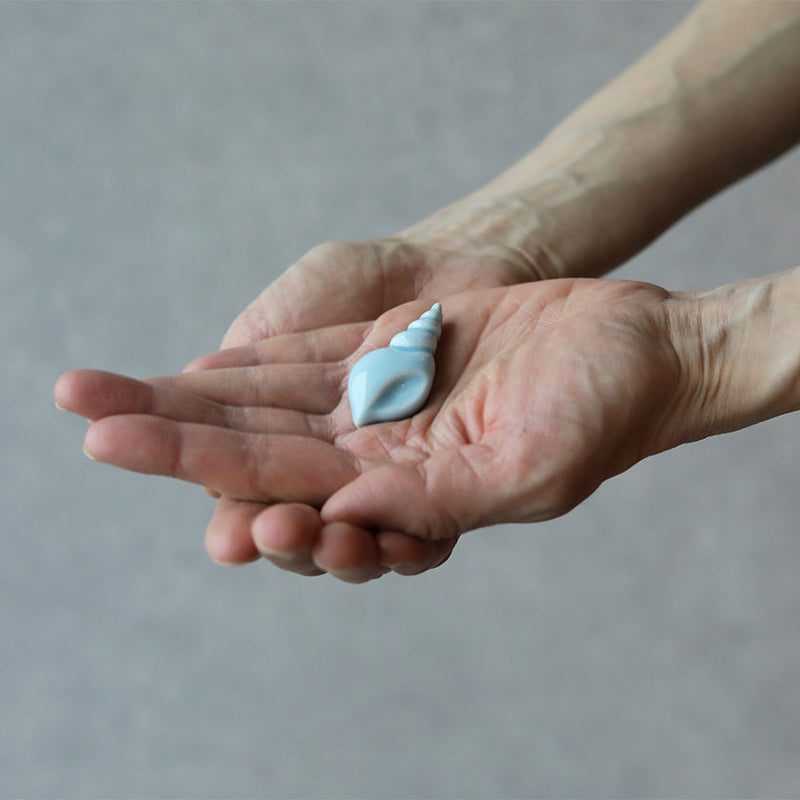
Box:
[402,1,800,280]
[667,264,800,448]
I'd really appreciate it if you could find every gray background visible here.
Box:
[3,1,800,797]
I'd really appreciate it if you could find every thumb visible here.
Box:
[321,448,498,539]
[220,295,285,349]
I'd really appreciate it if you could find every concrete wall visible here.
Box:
[4,2,800,796]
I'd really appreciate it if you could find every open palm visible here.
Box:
[57,278,688,582]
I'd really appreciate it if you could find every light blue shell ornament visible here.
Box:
[348,303,442,427]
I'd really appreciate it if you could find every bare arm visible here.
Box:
[669,264,800,444]
[401,0,800,279]
[221,1,800,345]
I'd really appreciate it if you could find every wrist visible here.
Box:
[394,191,569,282]
[666,266,800,446]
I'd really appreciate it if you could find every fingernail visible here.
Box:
[82,444,97,461]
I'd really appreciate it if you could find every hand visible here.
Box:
[214,234,543,350]
[56,278,694,582]
[196,227,552,569]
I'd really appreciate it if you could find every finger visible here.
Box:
[196,298,436,372]
[252,505,448,581]
[253,505,388,583]
[312,521,389,584]
[57,369,331,438]
[431,539,458,569]
[55,369,144,420]
[154,362,344,415]
[84,415,358,505]
[251,503,325,576]
[219,242,387,348]
[375,530,459,575]
[185,323,368,372]
[205,496,263,565]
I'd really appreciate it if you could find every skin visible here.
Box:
[57,279,691,581]
[55,266,800,582]
[56,1,800,582]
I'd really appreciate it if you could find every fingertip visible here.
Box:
[183,349,245,371]
[81,414,165,470]
[376,530,435,574]
[54,369,153,422]
[54,369,84,413]
[251,503,323,557]
[205,498,265,565]
[82,416,131,464]
[82,421,105,463]
[205,537,261,566]
[312,521,383,582]
[183,344,260,372]
[54,373,68,410]
[251,504,327,576]
[182,354,215,373]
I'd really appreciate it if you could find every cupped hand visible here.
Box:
[56,278,693,582]
[215,235,540,350]
[189,219,552,579]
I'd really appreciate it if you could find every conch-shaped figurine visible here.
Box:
[348,303,442,428]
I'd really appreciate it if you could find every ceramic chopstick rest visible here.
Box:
[348,303,442,427]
